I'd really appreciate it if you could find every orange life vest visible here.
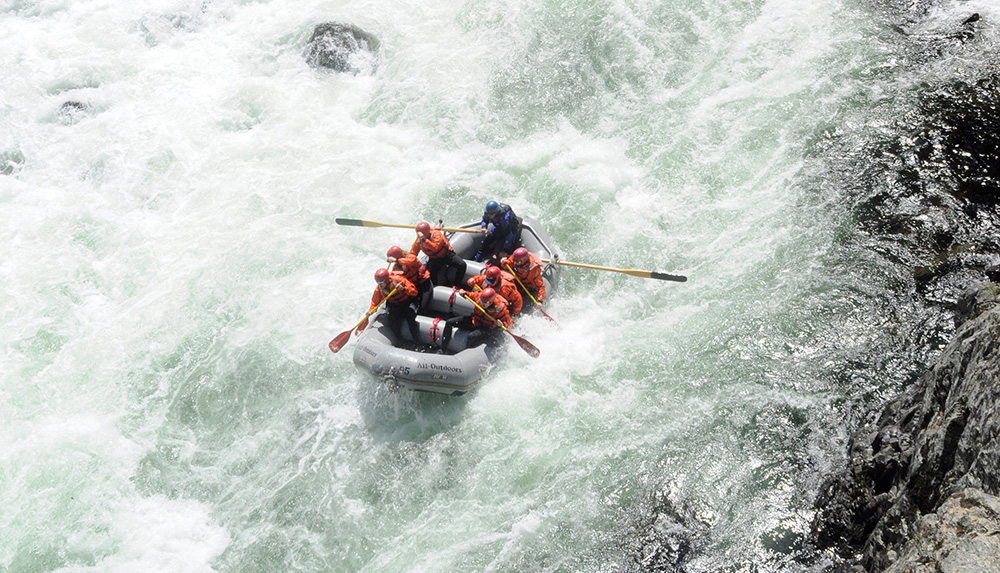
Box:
[393,253,430,285]
[369,272,418,312]
[467,272,523,315]
[410,228,451,259]
[468,290,512,329]
[505,253,545,302]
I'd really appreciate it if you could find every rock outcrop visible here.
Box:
[884,488,1000,572]
[812,284,1000,571]
[809,10,1000,564]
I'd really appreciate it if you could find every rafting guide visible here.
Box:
[475,200,522,263]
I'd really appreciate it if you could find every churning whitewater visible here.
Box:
[3,0,998,571]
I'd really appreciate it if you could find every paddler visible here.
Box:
[466,265,523,315]
[500,247,546,309]
[441,287,512,349]
[386,245,431,301]
[465,286,512,329]
[360,268,420,342]
[410,221,467,288]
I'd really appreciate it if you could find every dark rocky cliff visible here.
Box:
[808,4,1000,571]
[812,284,1000,571]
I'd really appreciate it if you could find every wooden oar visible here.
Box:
[541,258,687,282]
[329,287,397,353]
[503,263,559,327]
[461,293,540,358]
[336,218,480,234]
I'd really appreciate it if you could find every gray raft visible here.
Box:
[352,217,560,395]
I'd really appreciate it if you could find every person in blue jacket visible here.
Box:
[475,200,522,263]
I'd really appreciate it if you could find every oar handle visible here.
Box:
[336,218,480,234]
[329,286,400,354]
[350,286,397,335]
[540,258,687,282]
[351,286,397,331]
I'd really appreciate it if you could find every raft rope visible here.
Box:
[430,317,441,344]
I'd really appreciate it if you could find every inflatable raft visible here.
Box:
[352,217,560,395]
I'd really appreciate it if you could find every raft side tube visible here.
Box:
[423,285,477,316]
[352,316,490,394]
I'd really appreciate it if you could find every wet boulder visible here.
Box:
[954,282,999,327]
[303,22,379,75]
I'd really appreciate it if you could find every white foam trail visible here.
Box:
[55,496,230,573]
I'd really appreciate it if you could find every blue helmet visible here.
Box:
[485,200,500,214]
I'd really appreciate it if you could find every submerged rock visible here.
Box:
[58,101,94,124]
[828,69,1000,355]
[1,149,25,175]
[614,488,711,572]
[954,13,981,42]
[303,22,379,75]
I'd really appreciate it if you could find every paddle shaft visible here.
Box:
[460,293,539,358]
[503,263,558,325]
[329,287,397,353]
[337,218,683,279]
[336,218,480,234]
[540,258,687,282]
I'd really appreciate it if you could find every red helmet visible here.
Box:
[415,222,431,235]
[374,268,389,283]
[512,247,529,264]
[386,245,404,259]
[484,266,501,284]
[479,287,497,305]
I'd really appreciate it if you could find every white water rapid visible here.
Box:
[3,0,998,571]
